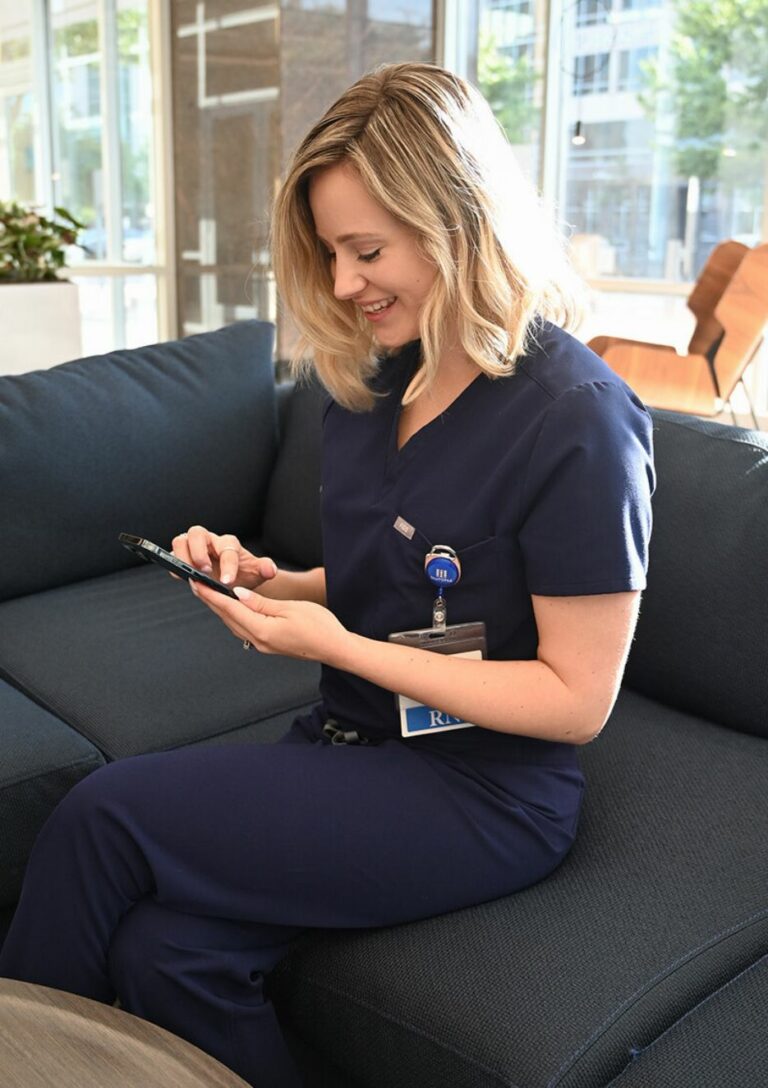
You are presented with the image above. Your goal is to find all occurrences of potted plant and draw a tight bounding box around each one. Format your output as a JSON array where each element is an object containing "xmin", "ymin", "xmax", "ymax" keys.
[{"xmin": 0, "ymin": 200, "xmax": 86, "ymax": 374}]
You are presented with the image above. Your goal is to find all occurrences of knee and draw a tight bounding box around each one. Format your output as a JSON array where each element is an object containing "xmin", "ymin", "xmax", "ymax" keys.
[
  {"xmin": 108, "ymin": 899, "xmax": 169, "ymax": 1008},
  {"xmin": 38, "ymin": 763, "xmax": 117, "ymax": 841},
  {"xmin": 67, "ymin": 758, "xmax": 139, "ymax": 822},
  {"xmin": 35, "ymin": 761, "xmax": 145, "ymax": 862}
]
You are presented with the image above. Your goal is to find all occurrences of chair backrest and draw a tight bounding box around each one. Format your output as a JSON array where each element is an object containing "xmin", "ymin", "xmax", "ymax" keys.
[
  {"xmin": 687, "ymin": 239, "xmax": 748, "ymax": 355},
  {"xmin": 711, "ymin": 244, "xmax": 768, "ymax": 401}
]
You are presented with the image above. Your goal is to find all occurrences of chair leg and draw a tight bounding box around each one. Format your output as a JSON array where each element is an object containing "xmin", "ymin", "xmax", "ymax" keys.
[{"xmin": 737, "ymin": 376, "xmax": 761, "ymax": 430}]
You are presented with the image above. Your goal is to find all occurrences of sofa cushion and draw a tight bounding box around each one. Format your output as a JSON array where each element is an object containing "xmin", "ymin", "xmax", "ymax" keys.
[
  {"xmin": 192, "ymin": 703, "xmax": 320, "ymax": 749},
  {"xmin": 271, "ymin": 687, "xmax": 768, "ymax": 1087},
  {"xmin": 0, "ymin": 561, "xmax": 321, "ymax": 760},
  {"xmin": 606, "ymin": 952, "xmax": 768, "ymax": 1088},
  {"xmin": 0, "ymin": 680, "xmax": 105, "ymax": 908},
  {"xmin": 0, "ymin": 320, "xmax": 277, "ymax": 603},
  {"xmin": 625, "ymin": 410, "xmax": 768, "ymax": 737},
  {"xmin": 260, "ymin": 376, "xmax": 325, "ymax": 570}
]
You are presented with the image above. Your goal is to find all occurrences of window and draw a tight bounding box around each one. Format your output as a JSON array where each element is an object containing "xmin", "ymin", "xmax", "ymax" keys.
[
  {"xmin": 169, "ymin": 0, "xmax": 434, "ymax": 346},
  {"xmin": 477, "ymin": 0, "xmax": 546, "ymax": 184},
  {"xmin": 468, "ymin": 0, "xmax": 768, "ymax": 420},
  {"xmin": 576, "ymin": 0, "xmax": 608, "ymax": 26},
  {"xmin": 0, "ymin": 4, "xmax": 38, "ymax": 203},
  {"xmin": 573, "ymin": 53, "xmax": 611, "ymax": 96},
  {"xmin": 617, "ymin": 46, "xmax": 656, "ymax": 93},
  {"xmin": 0, "ymin": 0, "xmax": 161, "ymax": 353},
  {"xmin": 561, "ymin": 0, "xmax": 767, "ymax": 280}
]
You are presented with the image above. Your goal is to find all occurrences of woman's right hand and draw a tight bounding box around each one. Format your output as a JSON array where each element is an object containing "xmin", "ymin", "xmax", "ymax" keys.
[{"xmin": 171, "ymin": 525, "xmax": 277, "ymax": 591}]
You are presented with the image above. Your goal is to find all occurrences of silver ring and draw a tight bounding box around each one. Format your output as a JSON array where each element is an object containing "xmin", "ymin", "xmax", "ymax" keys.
[{"xmin": 242, "ymin": 640, "xmax": 251, "ymax": 651}]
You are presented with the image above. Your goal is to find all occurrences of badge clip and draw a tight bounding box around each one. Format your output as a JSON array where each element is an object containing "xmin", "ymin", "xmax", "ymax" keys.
[{"xmin": 424, "ymin": 545, "xmax": 461, "ymax": 632}]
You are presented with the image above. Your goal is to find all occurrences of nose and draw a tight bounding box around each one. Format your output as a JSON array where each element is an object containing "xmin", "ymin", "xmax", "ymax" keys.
[{"xmin": 332, "ymin": 254, "xmax": 367, "ymax": 301}]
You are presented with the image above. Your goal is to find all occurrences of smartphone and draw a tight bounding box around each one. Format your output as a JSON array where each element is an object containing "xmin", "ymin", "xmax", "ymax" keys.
[{"xmin": 118, "ymin": 533, "xmax": 239, "ymax": 599}]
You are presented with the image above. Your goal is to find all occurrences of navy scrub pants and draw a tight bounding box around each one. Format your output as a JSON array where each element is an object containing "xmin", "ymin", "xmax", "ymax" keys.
[{"xmin": 0, "ymin": 713, "xmax": 583, "ymax": 1087}]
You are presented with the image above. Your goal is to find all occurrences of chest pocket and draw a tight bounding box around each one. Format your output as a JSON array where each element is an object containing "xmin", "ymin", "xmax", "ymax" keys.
[
  {"xmin": 453, "ymin": 535, "xmax": 513, "ymax": 628},
  {"xmin": 376, "ymin": 524, "xmax": 521, "ymax": 650}
]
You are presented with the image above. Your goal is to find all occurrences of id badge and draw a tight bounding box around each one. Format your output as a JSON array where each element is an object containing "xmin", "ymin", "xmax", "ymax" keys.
[{"xmin": 387, "ymin": 622, "xmax": 487, "ymax": 738}]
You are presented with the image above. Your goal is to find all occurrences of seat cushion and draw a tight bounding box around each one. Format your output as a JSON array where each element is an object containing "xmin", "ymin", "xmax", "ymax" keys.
[
  {"xmin": 0, "ymin": 561, "xmax": 321, "ymax": 760},
  {"xmin": 270, "ymin": 688, "xmax": 768, "ymax": 1087},
  {"xmin": 0, "ymin": 680, "xmax": 105, "ymax": 907},
  {"xmin": 607, "ymin": 952, "xmax": 768, "ymax": 1087}
]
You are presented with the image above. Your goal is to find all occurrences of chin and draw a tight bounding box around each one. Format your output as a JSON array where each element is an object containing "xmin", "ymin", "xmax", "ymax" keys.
[{"xmin": 374, "ymin": 325, "xmax": 419, "ymax": 350}]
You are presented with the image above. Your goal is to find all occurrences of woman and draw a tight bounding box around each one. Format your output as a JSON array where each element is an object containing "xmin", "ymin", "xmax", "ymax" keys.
[{"xmin": 0, "ymin": 63, "xmax": 654, "ymax": 1087}]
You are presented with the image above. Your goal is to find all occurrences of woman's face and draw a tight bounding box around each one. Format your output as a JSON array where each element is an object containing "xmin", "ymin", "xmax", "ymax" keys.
[{"xmin": 308, "ymin": 163, "xmax": 437, "ymax": 349}]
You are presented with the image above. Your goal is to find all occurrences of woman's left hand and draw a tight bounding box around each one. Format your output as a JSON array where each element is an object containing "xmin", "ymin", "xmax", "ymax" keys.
[{"xmin": 189, "ymin": 580, "xmax": 350, "ymax": 663}]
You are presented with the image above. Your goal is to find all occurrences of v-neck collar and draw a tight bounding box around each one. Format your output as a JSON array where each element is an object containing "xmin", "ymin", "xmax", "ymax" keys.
[{"xmin": 381, "ymin": 342, "xmax": 487, "ymax": 475}]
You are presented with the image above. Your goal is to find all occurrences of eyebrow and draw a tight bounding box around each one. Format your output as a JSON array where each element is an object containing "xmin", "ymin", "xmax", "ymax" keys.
[{"xmin": 317, "ymin": 232, "xmax": 383, "ymax": 246}]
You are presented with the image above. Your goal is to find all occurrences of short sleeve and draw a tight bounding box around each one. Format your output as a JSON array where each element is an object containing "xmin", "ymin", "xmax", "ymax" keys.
[{"xmin": 519, "ymin": 380, "xmax": 655, "ymax": 595}]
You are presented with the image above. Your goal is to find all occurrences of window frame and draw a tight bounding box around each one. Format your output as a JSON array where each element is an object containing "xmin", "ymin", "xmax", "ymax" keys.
[{"xmin": 5, "ymin": 0, "xmax": 175, "ymax": 347}]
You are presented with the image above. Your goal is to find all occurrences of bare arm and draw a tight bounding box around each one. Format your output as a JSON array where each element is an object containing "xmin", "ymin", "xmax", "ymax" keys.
[
  {"xmin": 191, "ymin": 584, "xmax": 641, "ymax": 745},
  {"xmin": 331, "ymin": 591, "xmax": 640, "ymax": 744}
]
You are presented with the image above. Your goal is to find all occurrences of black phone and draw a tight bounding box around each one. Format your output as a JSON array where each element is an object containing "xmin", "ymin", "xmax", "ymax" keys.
[{"xmin": 118, "ymin": 533, "xmax": 239, "ymax": 599}]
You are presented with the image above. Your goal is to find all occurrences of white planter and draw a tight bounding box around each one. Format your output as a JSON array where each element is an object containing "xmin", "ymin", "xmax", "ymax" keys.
[{"xmin": 0, "ymin": 280, "xmax": 83, "ymax": 375}]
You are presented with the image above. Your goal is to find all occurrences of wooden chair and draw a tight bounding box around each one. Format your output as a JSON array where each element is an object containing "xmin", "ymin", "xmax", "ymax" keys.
[
  {"xmin": 588, "ymin": 239, "xmax": 749, "ymax": 363},
  {"xmin": 591, "ymin": 244, "xmax": 768, "ymax": 426}
]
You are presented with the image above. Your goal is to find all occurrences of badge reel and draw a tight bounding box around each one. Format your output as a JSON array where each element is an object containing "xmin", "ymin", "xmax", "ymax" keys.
[{"xmin": 388, "ymin": 545, "xmax": 487, "ymax": 738}]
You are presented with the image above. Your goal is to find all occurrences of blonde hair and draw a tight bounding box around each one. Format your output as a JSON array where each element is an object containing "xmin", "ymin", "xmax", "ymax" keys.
[{"xmin": 271, "ymin": 62, "xmax": 582, "ymax": 411}]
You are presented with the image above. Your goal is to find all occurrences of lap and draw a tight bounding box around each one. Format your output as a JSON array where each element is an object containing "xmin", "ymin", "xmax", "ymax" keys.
[{"xmin": 64, "ymin": 719, "xmax": 580, "ymax": 929}]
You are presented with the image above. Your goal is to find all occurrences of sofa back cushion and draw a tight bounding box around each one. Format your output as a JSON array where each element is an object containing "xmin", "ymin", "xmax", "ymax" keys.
[
  {"xmin": 624, "ymin": 409, "xmax": 768, "ymax": 737},
  {"xmin": 0, "ymin": 321, "xmax": 277, "ymax": 602},
  {"xmin": 260, "ymin": 375, "xmax": 325, "ymax": 569}
]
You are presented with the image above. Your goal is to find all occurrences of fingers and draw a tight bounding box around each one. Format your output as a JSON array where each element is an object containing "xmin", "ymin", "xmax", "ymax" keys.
[
  {"xmin": 171, "ymin": 527, "xmax": 203, "ymax": 570},
  {"xmin": 218, "ymin": 583, "xmax": 284, "ymax": 617},
  {"xmin": 170, "ymin": 531, "xmax": 190, "ymax": 564},
  {"xmin": 255, "ymin": 556, "xmax": 278, "ymax": 582},
  {"xmin": 185, "ymin": 525, "xmax": 216, "ymax": 573},
  {"xmin": 171, "ymin": 525, "xmax": 277, "ymax": 591},
  {"xmin": 215, "ymin": 534, "xmax": 242, "ymax": 585},
  {"xmin": 189, "ymin": 581, "xmax": 283, "ymax": 653},
  {"xmin": 171, "ymin": 526, "xmax": 239, "ymax": 579}
]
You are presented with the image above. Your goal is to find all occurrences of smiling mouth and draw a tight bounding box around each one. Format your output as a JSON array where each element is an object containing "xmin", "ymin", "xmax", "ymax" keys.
[{"xmin": 361, "ymin": 296, "xmax": 396, "ymax": 315}]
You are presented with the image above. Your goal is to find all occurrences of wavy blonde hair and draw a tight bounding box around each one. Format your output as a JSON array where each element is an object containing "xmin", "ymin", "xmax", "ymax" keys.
[{"xmin": 271, "ymin": 62, "xmax": 582, "ymax": 411}]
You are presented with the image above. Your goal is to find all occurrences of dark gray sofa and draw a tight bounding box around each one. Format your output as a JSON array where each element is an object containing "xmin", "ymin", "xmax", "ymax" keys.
[{"xmin": 2, "ymin": 320, "xmax": 767, "ymax": 1087}]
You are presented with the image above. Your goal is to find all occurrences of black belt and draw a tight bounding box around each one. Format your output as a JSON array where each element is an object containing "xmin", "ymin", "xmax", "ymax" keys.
[{"xmin": 322, "ymin": 719, "xmax": 372, "ymax": 746}]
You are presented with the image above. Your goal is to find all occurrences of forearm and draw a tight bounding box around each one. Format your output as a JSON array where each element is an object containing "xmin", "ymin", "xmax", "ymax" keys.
[
  {"xmin": 252, "ymin": 566, "xmax": 327, "ymax": 606},
  {"xmin": 332, "ymin": 634, "xmax": 603, "ymax": 744}
]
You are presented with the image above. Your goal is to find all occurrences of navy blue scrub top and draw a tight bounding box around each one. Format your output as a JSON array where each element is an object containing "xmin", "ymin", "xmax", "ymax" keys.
[{"xmin": 318, "ymin": 321, "xmax": 655, "ymax": 759}]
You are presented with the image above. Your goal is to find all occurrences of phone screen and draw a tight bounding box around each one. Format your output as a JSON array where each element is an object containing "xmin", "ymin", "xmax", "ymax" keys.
[{"xmin": 118, "ymin": 533, "xmax": 239, "ymax": 599}]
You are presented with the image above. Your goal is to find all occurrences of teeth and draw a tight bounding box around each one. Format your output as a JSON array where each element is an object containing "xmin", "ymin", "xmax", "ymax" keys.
[{"xmin": 363, "ymin": 297, "xmax": 395, "ymax": 313}]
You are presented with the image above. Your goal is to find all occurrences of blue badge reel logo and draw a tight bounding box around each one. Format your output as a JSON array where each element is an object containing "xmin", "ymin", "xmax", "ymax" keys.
[{"xmin": 424, "ymin": 550, "xmax": 461, "ymax": 588}]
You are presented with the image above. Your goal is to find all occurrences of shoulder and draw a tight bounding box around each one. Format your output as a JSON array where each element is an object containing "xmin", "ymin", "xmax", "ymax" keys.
[
  {"xmin": 511, "ymin": 321, "xmax": 653, "ymax": 442},
  {"xmin": 517, "ymin": 321, "xmax": 635, "ymax": 402}
]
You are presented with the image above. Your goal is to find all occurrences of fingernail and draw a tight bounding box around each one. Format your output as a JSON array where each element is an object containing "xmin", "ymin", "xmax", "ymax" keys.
[
  {"xmin": 189, "ymin": 580, "xmax": 199, "ymax": 593},
  {"xmin": 201, "ymin": 564, "xmax": 213, "ymax": 574},
  {"xmin": 221, "ymin": 573, "xmax": 232, "ymax": 584},
  {"xmin": 233, "ymin": 586, "xmax": 252, "ymax": 600}
]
